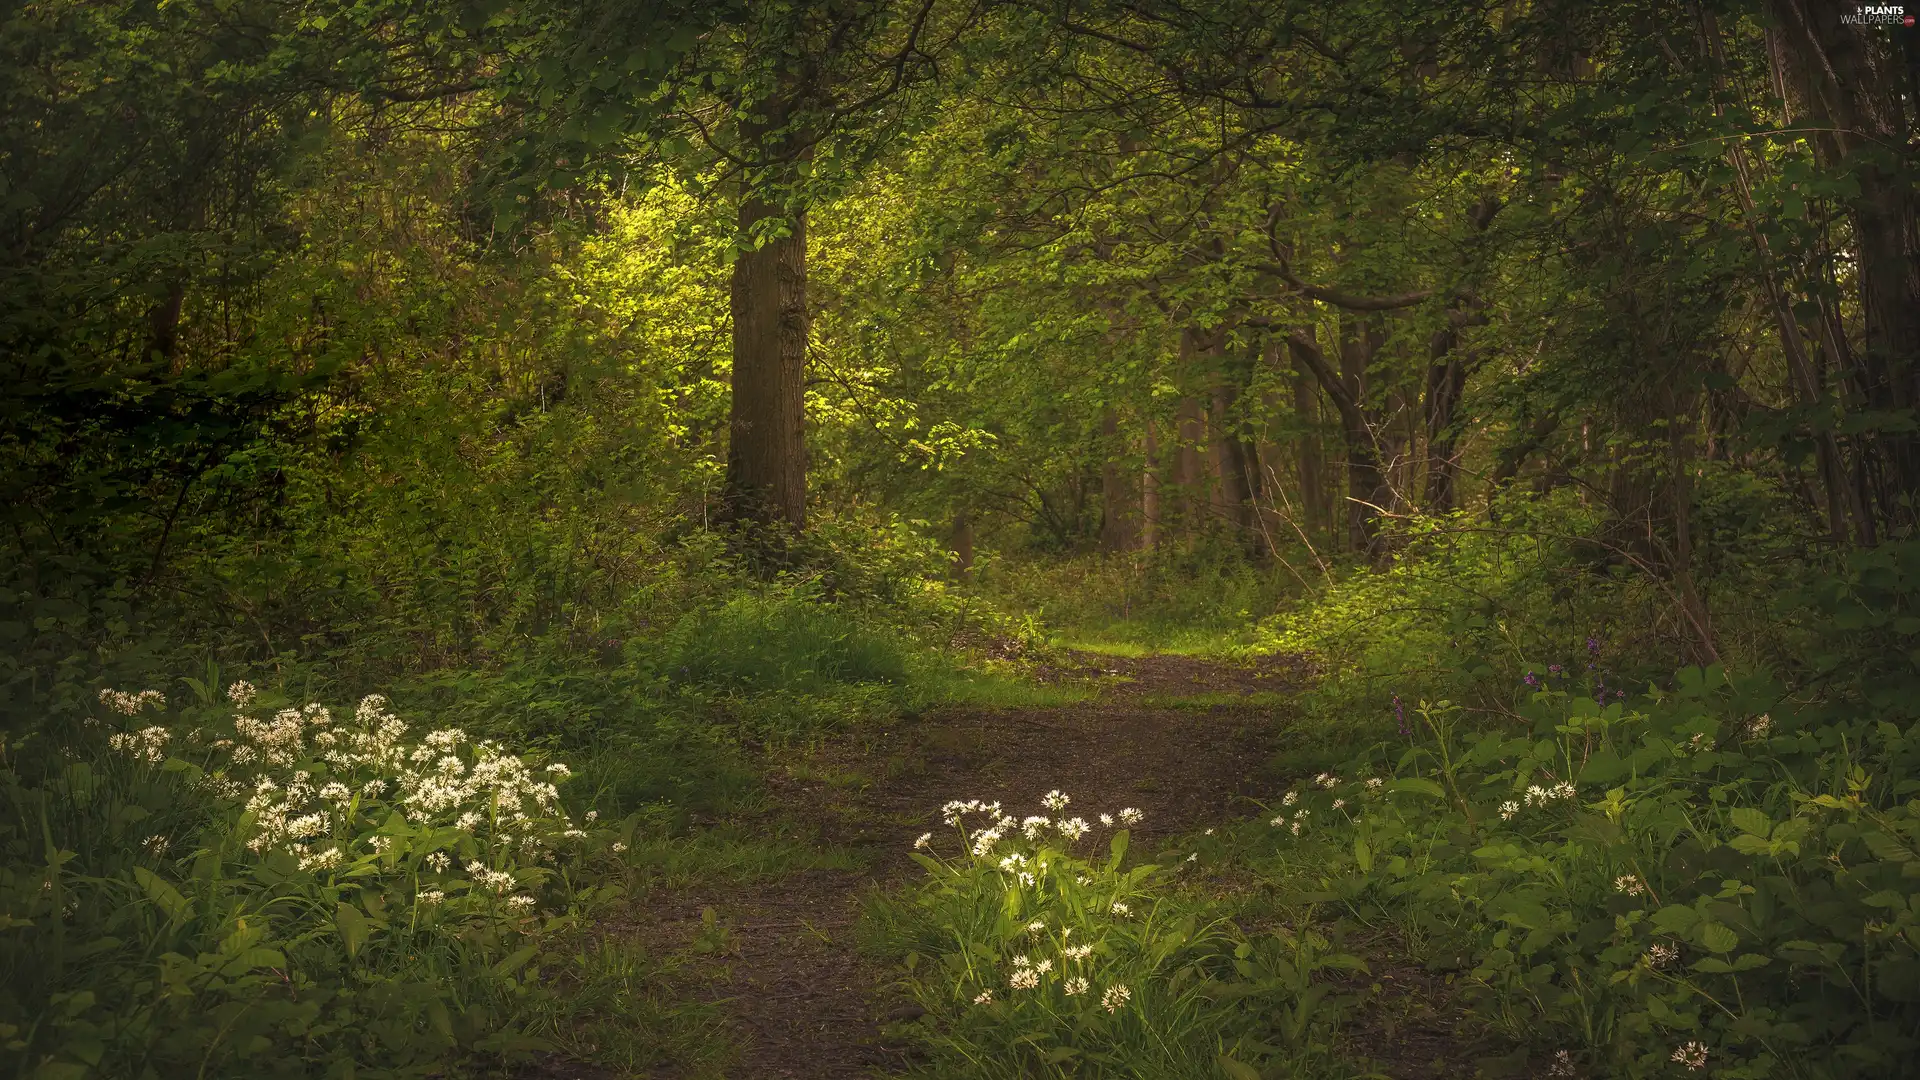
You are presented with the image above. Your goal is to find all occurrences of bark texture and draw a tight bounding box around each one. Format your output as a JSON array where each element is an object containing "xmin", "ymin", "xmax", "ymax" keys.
[{"xmin": 724, "ymin": 198, "xmax": 810, "ymax": 530}]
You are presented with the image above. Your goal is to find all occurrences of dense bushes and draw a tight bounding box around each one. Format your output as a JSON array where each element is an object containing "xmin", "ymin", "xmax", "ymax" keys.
[
  {"xmin": 1236, "ymin": 669, "xmax": 1920, "ymax": 1077},
  {"xmin": 0, "ymin": 681, "xmax": 636, "ymax": 1078}
]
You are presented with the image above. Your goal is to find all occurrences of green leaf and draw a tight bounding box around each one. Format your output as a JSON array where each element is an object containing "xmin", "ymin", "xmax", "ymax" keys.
[
  {"xmin": 492, "ymin": 945, "xmax": 539, "ymax": 978},
  {"xmin": 1218, "ymin": 1054, "xmax": 1262, "ymax": 1080},
  {"xmin": 1387, "ymin": 778, "xmax": 1447, "ymax": 799},
  {"xmin": 1729, "ymin": 807, "xmax": 1771, "ymax": 837},
  {"xmin": 134, "ymin": 867, "xmax": 191, "ymax": 921},
  {"xmin": 1699, "ymin": 921, "xmax": 1739, "ymax": 953},
  {"xmin": 335, "ymin": 902, "xmax": 367, "ymax": 958},
  {"xmin": 1108, "ymin": 829, "xmax": 1129, "ymax": 871},
  {"xmin": 1578, "ymin": 750, "xmax": 1627, "ymax": 785}
]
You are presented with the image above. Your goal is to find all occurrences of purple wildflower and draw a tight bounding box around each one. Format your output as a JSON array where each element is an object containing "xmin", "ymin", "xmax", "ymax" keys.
[
  {"xmin": 1548, "ymin": 664, "xmax": 1563, "ymax": 676},
  {"xmin": 1587, "ymin": 636, "xmax": 1601, "ymax": 656},
  {"xmin": 1393, "ymin": 694, "xmax": 1410, "ymax": 737},
  {"xmin": 1524, "ymin": 672, "xmax": 1539, "ymax": 688}
]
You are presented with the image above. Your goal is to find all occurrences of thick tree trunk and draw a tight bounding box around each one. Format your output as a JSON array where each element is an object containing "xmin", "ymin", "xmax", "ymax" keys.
[{"xmin": 724, "ymin": 197, "xmax": 809, "ymax": 530}]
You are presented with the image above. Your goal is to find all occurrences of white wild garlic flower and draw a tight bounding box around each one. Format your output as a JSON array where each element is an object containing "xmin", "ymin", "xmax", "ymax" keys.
[{"xmin": 1671, "ymin": 1042, "xmax": 1708, "ymax": 1071}]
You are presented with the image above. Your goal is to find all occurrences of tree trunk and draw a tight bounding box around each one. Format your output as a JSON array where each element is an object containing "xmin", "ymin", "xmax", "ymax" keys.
[
  {"xmin": 1772, "ymin": 0, "xmax": 1920, "ymax": 524},
  {"xmin": 1099, "ymin": 410, "xmax": 1137, "ymax": 552},
  {"xmin": 723, "ymin": 196, "xmax": 809, "ymax": 530},
  {"xmin": 1209, "ymin": 378, "xmax": 1255, "ymax": 535},
  {"xmin": 1338, "ymin": 317, "xmax": 1389, "ymax": 555},
  {"xmin": 1173, "ymin": 394, "xmax": 1208, "ymax": 531},
  {"xmin": 1423, "ymin": 325, "xmax": 1468, "ymax": 512},
  {"xmin": 1288, "ymin": 325, "xmax": 1387, "ymax": 558},
  {"xmin": 1291, "ymin": 354, "xmax": 1329, "ymax": 544}
]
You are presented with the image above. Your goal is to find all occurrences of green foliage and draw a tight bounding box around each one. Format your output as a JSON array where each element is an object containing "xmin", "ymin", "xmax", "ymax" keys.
[
  {"xmin": 871, "ymin": 797, "xmax": 1359, "ymax": 1079},
  {"xmin": 0, "ymin": 680, "xmax": 655, "ymax": 1079},
  {"xmin": 981, "ymin": 545, "xmax": 1295, "ymax": 654},
  {"xmin": 1251, "ymin": 676, "xmax": 1920, "ymax": 1078},
  {"xmin": 660, "ymin": 592, "xmax": 912, "ymax": 693}
]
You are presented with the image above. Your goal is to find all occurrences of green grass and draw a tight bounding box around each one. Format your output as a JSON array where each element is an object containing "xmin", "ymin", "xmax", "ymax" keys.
[
  {"xmin": 622, "ymin": 825, "xmax": 863, "ymax": 889},
  {"xmin": 1135, "ymin": 690, "xmax": 1292, "ymax": 710}
]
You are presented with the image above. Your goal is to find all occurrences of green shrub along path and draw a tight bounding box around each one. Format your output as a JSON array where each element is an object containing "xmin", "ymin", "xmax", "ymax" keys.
[{"xmin": 621, "ymin": 650, "xmax": 1300, "ymax": 1079}]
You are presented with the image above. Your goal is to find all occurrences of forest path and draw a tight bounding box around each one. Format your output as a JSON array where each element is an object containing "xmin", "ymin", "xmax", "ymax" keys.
[{"xmin": 631, "ymin": 650, "xmax": 1304, "ymax": 1079}]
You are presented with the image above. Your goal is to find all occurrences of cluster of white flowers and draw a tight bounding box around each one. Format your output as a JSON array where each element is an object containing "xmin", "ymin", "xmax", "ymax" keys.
[
  {"xmin": 1109, "ymin": 900, "xmax": 1130, "ymax": 917},
  {"xmin": 1315, "ymin": 773, "xmax": 1340, "ymax": 789},
  {"xmin": 1063, "ymin": 975, "xmax": 1089, "ymax": 996},
  {"xmin": 940, "ymin": 794, "xmax": 1141, "ymax": 859},
  {"xmin": 1100, "ymin": 983, "xmax": 1131, "ymax": 1012},
  {"xmin": 105, "ymin": 684, "xmax": 609, "ymax": 906},
  {"xmin": 1645, "ymin": 942, "xmax": 1679, "ymax": 967},
  {"xmin": 298, "ymin": 846, "xmax": 345, "ymax": 872},
  {"xmin": 1499, "ymin": 800, "xmax": 1520, "ymax": 820},
  {"xmin": 1524, "ymin": 781, "xmax": 1578, "ymax": 807},
  {"xmin": 942, "ymin": 799, "xmax": 1003, "ymax": 826},
  {"xmin": 1271, "ymin": 802, "xmax": 1311, "ymax": 836},
  {"xmin": 467, "ymin": 861, "xmax": 516, "ymax": 894},
  {"xmin": 1671, "ymin": 1041, "xmax": 1709, "ymax": 1070},
  {"xmin": 1547, "ymin": 1049, "xmax": 1576, "ymax": 1077},
  {"xmin": 1613, "ymin": 873, "xmax": 1647, "ymax": 897},
  {"xmin": 108, "ymin": 725, "xmax": 171, "ymax": 763},
  {"xmin": 1746, "ymin": 713, "xmax": 1772, "ymax": 739},
  {"xmin": 99, "ymin": 688, "xmax": 165, "ymax": 715}
]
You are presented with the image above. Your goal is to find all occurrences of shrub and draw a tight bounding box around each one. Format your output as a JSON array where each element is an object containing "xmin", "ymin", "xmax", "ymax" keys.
[
  {"xmin": 1, "ymin": 680, "xmax": 627, "ymax": 1079},
  {"xmin": 873, "ymin": 793, "xmax": 1362, "ymax": 1079},
  {"xmin": 1254, "ymin": 671, "xmax": 1920, "ymax": 1078},
  {"xmin": 658, "ymin": 592, "xmax": 912, "ymax": 693}
]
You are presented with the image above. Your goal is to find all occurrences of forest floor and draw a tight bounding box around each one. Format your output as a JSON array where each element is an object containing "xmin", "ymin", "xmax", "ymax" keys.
[{"xmin": 585, "ymin": 651, "xmax": 1474, "ymax": 1079}]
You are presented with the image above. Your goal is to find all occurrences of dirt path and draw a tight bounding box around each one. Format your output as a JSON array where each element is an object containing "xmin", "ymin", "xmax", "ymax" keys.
[{"xmin": 630, "ymin": 651, "xmax": 1303, "ymax": 1079}]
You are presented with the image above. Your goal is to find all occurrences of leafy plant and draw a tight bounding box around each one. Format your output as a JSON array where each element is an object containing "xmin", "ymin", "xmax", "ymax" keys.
[
  {"xmin": 1, "ymin": 679, "xmax": 632, "ymax": 1079},
  {"xmin": 873, "ymin": 794, "xmax": 1362, "ymax": 1079},
  {"xmin": 1252, "ymin": 671, "xmax": 1920, "ymax": 1078}
]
